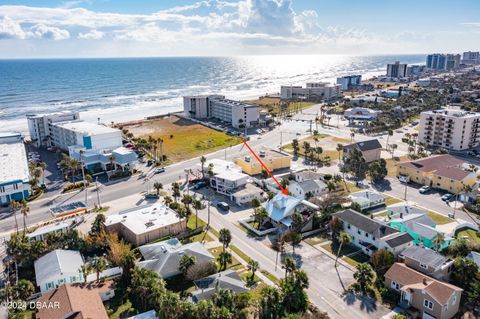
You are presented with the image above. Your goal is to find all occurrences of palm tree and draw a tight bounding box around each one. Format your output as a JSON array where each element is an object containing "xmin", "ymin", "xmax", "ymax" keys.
[
  {"xmin": 391, "ymin": 144, "xmax": 398, "ymax": 159},
  {"xmin": 327, "ymin": 181, "xmax": 336, "ymax": 192},
  {"xmin": 153, "ymin": 182, "xmax": 163, "ymax": 195},
  {"xmin": 200, "ymin": 156, "xmax": 207, "ymax": 179},
  {"xmin": 280, "ymin": 177, "xmax": 289, "ymax": 190},
  {"xmin": 79, "ymin": 264, "xmax": 91, "ymax": 283},
  {"xmin": 192, "ymin": 199, "xmax": 202, "ymax": 228},
  {"xmin": 255, "ymin": 207, "xmax": 268, "ymax": 228},
  {"xmin": 179, "ymin": 254, "xmax": 196, "ymax": 275},
  {"xmin": 218, "ymin": 251, "xmax": 232, "ymax": 270},
  {"xmin": 108, "ymin": 155, "xmax": 116, "ymax": 175},
  {"xmin": 350, "ymin": 131, "xmax": 355, "ymax": 142},
  {"xmin": 20, "ymin": 200, "xmax": 30, "ymax": 232},
  {"xmin": 353, "ymin": 263, "xmax": 375, "ymax": 294},
  {"xmin": 247, "ymin": 259, "xmax": 259, "ymax": 281},
  {"xmin": 181, "ymin": 194, "xmax": 193, "ymax": 212},
  {"xmin": 283, "ymin": 256, "xmax": 296, "ymax": 279},
  {"xmin": 92, "ymin": 256, "xmax": 108, "ymax": 282},
  {"xmin": 219, "ymin": 228, "xmax": 232, "ymax": 252},
  {"xmin": 432, "ymin": 232, "xmax": 445, "ymax": 252},
  {"xmin": 335, "ymin": 232, "xmax": 351, "ymax": 267},
  {"xmin": 163, "ymin": 195, "xmax": 173, "ymax": 206},
  {"xmin": 207, "ymin": 163, "xmax": 214, "ymax": 178},
  {"xmin": 9, "ymin": 200, "xmax": 20, "ymax": 233},
  {"xmin": 171, "ymin": 182, "xmax": 181, "ymax": 202},
  {"xmin": 39, "ymin": 162, "xmax": 47, "ymax": 185}
]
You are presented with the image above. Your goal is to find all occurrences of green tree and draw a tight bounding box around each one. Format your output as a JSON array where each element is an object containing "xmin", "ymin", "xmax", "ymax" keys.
[
  {"xmin": 179, "ymin": 254, "xmax": 196, "ymax": 276},
  {"xmin": 353, "ymin": 263, "xmax": 375, "ymax": 294},
  {"xmin": 281, "ymin": 269, "xmax": 309, "ymax": 313},
  {"xmin": 218, "ymin": 251, "xmax": 232, "ymax": 270},
  {"xmin": 371, "ymin": 249, "xmax": 394, "ymax": 274},
  {"xmin": 200, "ymin": 156, "xmax": 207, "ymax": 179},
  {"xmin": 172, "ymin": 182, "xmax": 181, "ymax": 202},
  {"xmin": 283, "ymin": 256, "xmax": 297, "ymax": 279},
  {"xmin": 335, "ymin": 232, "xmax": 351, "ymax": 267},
  {"xmin": 20, "ymin": 199, "xmax": 30, "ymax": 232},
  {"xmin": 292, "ymin": 139, "xmax": 300, "ymax": 157},
  {"xmin": 368, "ymin": 159, "xmax": 388, "ymax": 183},
  {"xmin": 9, "ymin": 200, "xmax": 20, "ymax": 233},
  {"xmin": 90, "ymin": 213, "xmax": 106, "ymax": 236},
  {"xmin": 79, "ymin": 264, "xmax": 91, "ymax": 283},
  {"xmin": 467, "ymin": 280, "xmax": 480, "ymax": 309},
  {"xmin": 328, "ymin": 217, "xmax": 342, "ymax": 240},
  {"xmin": 131, "ymin": 268, "xmax": 166, "ymax": 313},
  {"xmin": 258, "ymin": 286, "xmax": 285, "ymax": 319},
  {"xmin": 247, "ymin": 259, "xmax": 259, "ymax": 282},
  {"xmin": 451, "ymin": 257, "xmax": 479, "ymax": 289},
  {"xmin": 219, "ymin": 228, "xmax": 232, "ymax": 252},
  {"xmin": 192, "ymin": 199, "xmax": 202, "ymax": 228},
  {"xmin": 432, "ymin": 232, "xmax": 445, "ymax": 252},
  {"xmin": 343, "ymin": 148, "xmax": 367, "ymax": 180},
  {"xmin": 255, "ymin": 207, "xmax": 268, "ymax": 228},
  {"xmin": 91, "ymin": 256, "xmax": 108, "ymax": 282},
  {"xmin": 386, "ymin": 129, "xmax": 393, "ymax": 147},
  {"xmin": 13, "ymin": 279, "xmax": 35, "ymax": 301},
  {"xmin": 153, "ymin": 182, "xmax": 163, "ymax": 195}
]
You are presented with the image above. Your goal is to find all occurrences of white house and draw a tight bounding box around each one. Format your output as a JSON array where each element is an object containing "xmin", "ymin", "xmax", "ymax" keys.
[
  {"xmin": 334, "ymin": 209, "xmax": 413, "ymax": 257},
  {"xmin": 349, "ymin": 190, "xmax": 385, "ymax": 210},
  {"xmin": 289, "ymin": 179, "xmax": 327, "ymax": 200},
  {"xmin": 263, "ymin": 192, "xmax": 318, "ymax": 229}
]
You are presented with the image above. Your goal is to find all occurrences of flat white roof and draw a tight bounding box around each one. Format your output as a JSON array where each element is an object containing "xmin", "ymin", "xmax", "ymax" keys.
[
  {"xmin": 215, "ymin": 170, "xmax": 248, "ymax": 182},
  {"xmin": 27, "ymin": 222, "xmax": 71, "ymax": 238},
  {"xmin": 54, "ymin": 121, "xmax": 119, "ymax": 136},
  {"xmin": 201, "ymin": 159, "xmax": 242, "ymax": 175},
  {"xmin": 105, "ymin": 203, "xmax": 181, "ymax": 235},
  {"xmin": 0, "ymin": 140, "xmax": 30, "ymax": 183}
]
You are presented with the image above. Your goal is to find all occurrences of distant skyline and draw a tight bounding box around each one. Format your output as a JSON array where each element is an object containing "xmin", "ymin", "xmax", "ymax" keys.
[{"xmin": 0, "ymin": 0, "xmax": 479, "ymax": 58}]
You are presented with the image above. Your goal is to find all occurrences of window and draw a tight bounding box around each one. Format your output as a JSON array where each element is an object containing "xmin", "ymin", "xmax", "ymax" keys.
[
  {"xmin": 420, "ymin": 263, "xmax": 427, "ymax": 269},
  {"xmin": 357, "ymin": 230, "xmax": 361, "ymax": 235},
  {"xmin": 347, "ymin": 224, "xmax": 350, "ymax": 229},
  {"xmin": 424, "ymin": 299, "xmax": 433, "ymax": 310},
  {"xmin": 13, "ymin": 184, "xmax": 18, "ymax": 190},
  {"xmin": 365, "ymin": 233, "xmax": 369, "ymax": 238},
  {"xmin": 451, "ymin": 295, "xmax": 457, "ymax": 305},
  {"xmin": 443, "ymin": 305, "xmax": 448, "ymax": 312},
  {"xmin": 391, "ymin": 281, "xmax": 400, "ymax": 290},
  {"xmin": 0, "ymin": 186, "xmax": 4, "ymax": 192}
]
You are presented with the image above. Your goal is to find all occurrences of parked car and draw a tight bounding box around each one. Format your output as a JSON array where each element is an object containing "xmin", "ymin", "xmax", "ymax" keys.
[
  {"xmin": 419, "ymin": 186, "xmax": 431, "ymax": 194},
  {"xmin": 441, "ymin": 193, "xmax": 453, "ymax": 201},
  {"xmin": 145, "ymin": 193, "xmax": 159, "ymax": 199},
  {"xmin": 147, "ymin": 159, "xmax": 155, "ymax": 166},
  {"xmin": 216, "ymin": 202, "xmax": 230, "ymax": 211},
  {"xmin": 154, "ymin": 167, "xmax": 165, "ymax": 174},
  {"xmin": 191, "ymin": 181, "xmax": 207, "ymax": 190}
]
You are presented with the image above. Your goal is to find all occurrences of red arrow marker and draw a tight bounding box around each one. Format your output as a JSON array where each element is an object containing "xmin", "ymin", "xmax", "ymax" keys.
[{"xmin": 239, "ymin": 137, "xmax": 289, "ymax": 195}]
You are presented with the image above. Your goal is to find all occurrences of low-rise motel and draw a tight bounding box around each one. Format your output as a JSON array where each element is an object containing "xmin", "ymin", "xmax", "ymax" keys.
[
  {"xmin": 0, "ymin": 132, "xmax": 30, "ymax": 205},
  {"xmin": 397, "ymin": 154, "xmax": 478, "ymax": 197},
  {"xmin": 234, "ymin": 148, "xmax": 291, "ymax": 175}
]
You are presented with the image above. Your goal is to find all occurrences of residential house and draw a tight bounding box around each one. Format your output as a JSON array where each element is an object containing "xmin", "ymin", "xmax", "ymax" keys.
[
  {"xmin": 34, "ymin": 249, "xmax": 85, "ymax": 294},
  {"xmin": 27, "ymin": 221, "xmax": 71, "ymax": 241},
  {"xmin": 289, "ymin": 179, "xmax": 327, "ymax": 200},
  {"xmin": 386, "ymin": 203, "xmax": 453, "ymax": 251},
  {"xmin": 399, "ymin": 246, "xmax": 454, "ymax": 281},
  {"xmin": 137, "ymin": 238, "xmax": 214, "ymax": 279},
  {"xmin": 190, "ymin": 270, "xmax": 249, "ymax": 303},
  {"xmin": 293, "ymin": 170, "xmax": 323, "ymax": 182},
  {"xmin": 105, "ymin": 203, "xmax": 186, "ymax": 246},
  {"xmin": 385, "ymin": 263, "xmax": 462, "ymax": 319},
  {"xmin": 263, "ymin": 192, "xmax": 318, "ymax": 231},
  {"xmin": 343, "ymin": 107, "xmax": 381, "ymax": 121},
  {"xmin": 234, "ymin": 148, "xmax": 291, "ymax": 176},
  {"xmin": 397, "ymin": 155, "xmax": 478, "ymax": 198},
  {"xmin": 349, "ymin": 190, "xmax": 385, "ymax": 211},
  {"xmin": 467, "ymin": 251, "xmax": 480, "ymax": 269},
  {"xmin": 36, "ymin": 281, "xmax": 115, "ymax": 319},
  {"xmin": 334, "ymin": 209, "xmax": 413, "ymax": 256},
  {"xmin": 343, "ymin": 139, "xmax": 382, "ymax": 163}
]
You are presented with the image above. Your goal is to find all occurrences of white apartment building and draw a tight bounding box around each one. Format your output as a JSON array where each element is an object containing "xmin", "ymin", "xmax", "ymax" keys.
[
  {"xmin": 462, "ymin": 51, "xmax": 480, "ymax": 65},
  {"xmin": 386, "ymin": 62, "xmax": 408, "ymax": 78},
  {"xmin": 183, "ymin": 95, "xmax": 260, "ymax": 128},
  {"xmin": 0, "ymin": 132, "xmax": 30, "ymax": 205},
  {"xmin": 336, "ymin": 75, "xmax": 362, "ymax": 90},
  {"xmin": 27, "ymin": 111, "xmax": 80, "ymax": 147},
  {"xmin": 419, "ymin": 108, "xmax": 480, "ymax": 150},
  {"xmin": 280, "ymin": 82, "xmax": 342, "ymax": 101}
]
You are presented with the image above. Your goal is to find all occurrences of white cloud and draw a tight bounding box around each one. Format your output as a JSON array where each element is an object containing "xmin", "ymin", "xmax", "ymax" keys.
[
  {"xmin": 30, "ymin": 24, "xmax": 70, "ymax": 40},
  {"xmin": 78, "ymin": 29, "xmax": 104, "ymax": 39},
  {"xmin": 0, "ymin": 16, "xmax": 27, "ymax": 39}
]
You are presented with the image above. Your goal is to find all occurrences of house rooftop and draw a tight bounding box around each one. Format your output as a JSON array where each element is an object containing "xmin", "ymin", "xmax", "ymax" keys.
[
  {"xmin": 27, "ymin": 221, "xmax": 71, "ymax": 239},
  {"xmin": 399, "ymin": 154, "xmax": 467, "ymax": 177},
  {"xmin": 294, "ymin": 170, "xmax": 323, "ymax": 180},
  {"xmin": 0, "ymin": 136, "xmax": 30, "ymax": 183},
  {"xmin": 334, "ymin": 209, "xmax": 397, "ymax": 239},
  {"xmin": 191, "ymin": 270, "xmax": 248, "ymax": 303},
  {"xmin": 343, "ymin": 139, "xmax": 382, "ymax": 152},
  {"xmin": 54, "ymin": 121, "xmax": 119, "ymax": 136},
  {"xmin": 34, "ymin": 250, "xmax": 84, "ymax": 288},
  {"xmin": 384, "ymin": 233, "xmax": 413, "ymax": 248},
  {"xmin": 105, "ymin": 203, "xmax": 181, "ymax": 235},
  {"xmin": 400, "ymin": 246, "xmax": 451, "ymax": 269},
  {"xmin": 298, "ymin": 179, "xmax": 327, "ymax": 194},
  {"xmin": 35, "ymin": 281, "xmax": 113, "ymax": 319},
  {"xmin": 385, "ymin": 263, "xmax": 462, "ymax": 306}
]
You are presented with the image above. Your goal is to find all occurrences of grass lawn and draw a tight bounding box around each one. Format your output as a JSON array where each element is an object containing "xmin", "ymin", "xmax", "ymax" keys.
[
  {"xmin": 332, "ymin": 136, "xmax": 352, "ymax": 144},
  {"xmin": 107, "ymin": 299, "xmax": 137, "ymax": 319},
  {"xmin": 260, "ymin": 270, "xmax": 280, "ymax": 285},
  {"xmin": 342, "ymin": 252, "xmax": 370, "ymax": 267},
  {"xmin": 304, "ymin": 233, "xmax": 329, "ymax": 246},
  {"xmin": 457, "ymin": 229, "xmax": 480, "ymax": 245},
  {"xmin": 384, "ymin": 195, "xmax": 402, "ymax": 206},
  {"xmin": 181, "ymin": 231, "xmax": 214, "ymax": 244},
  {"xmin": 124, "ymin": 116, "xmax": 241, "ymax": 163},
  {"xmin": 320, "ymin": 241, "xmax": 360, "ymax": 257},
  {"xmin": 208, "ymin": 247, "xmax": 242, "ymax": 270},
  {"xmin": 427, "ymin": 211, "xmax": 453, "ymax": 225},
  {"xmin": 246, "ymin": 98, "xmax": 315, "ymax": 116},
  {"xmin": 281, "ymin": 134, "xmax": 340, "ymax": 161},
  {"xmin": 187, "ymin": 214, "xmax": 206, "ymax": 230},
  {"xmin": 249, "ymin": 283, "xmax": 269, "ymax": 300},
  {"xmin": 373, "ymin": 211, "xmax": 388, "ymax": 218},
  {"xmin": 344, "ymin": 181, "xmax": 363, "ymax": 193},
  {"xmin": 230, "ymin": 244, "xmax": 251, "ymax": 263}
]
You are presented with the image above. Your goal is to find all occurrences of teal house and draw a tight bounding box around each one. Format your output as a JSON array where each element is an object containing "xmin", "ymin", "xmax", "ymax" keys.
[{"xmin": 386, "ymin": 203, "xmax": 453, "ymax": 251}]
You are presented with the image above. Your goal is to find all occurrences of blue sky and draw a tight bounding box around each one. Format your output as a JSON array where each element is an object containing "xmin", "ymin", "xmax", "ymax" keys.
[{"xmin": 0, "ymin": 0, "xmax": 479, "ymax": 58}]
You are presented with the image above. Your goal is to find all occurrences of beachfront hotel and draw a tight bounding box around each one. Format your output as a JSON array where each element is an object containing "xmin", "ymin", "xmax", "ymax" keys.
[
  {"xmin": 336, "ymin": 75, "xmax": 362, "ymax": 91},
  {"xmin": 386, "ymin": 61, "xmax": 407, "ymax": 79},
  {"xmin": 27, "ymin": 112, "xmax": 137, "ymax": 173},
  {"xmin": 418, "ymin": 108, "xmax": 480, "ymax": 150},
  {"xmin": 426, "ymin": 53, "xmax": 461, "ymax": 71},
  {"xmin": 0, "ymin": 132, "xmax": 30, "ymax": 205},
  {"xmin": 280, "ymin": 82, "xmax": 341, "ymax": 101},
  {"xmin": 183, "ymin": 95, "xmax": 260, "ymax": 128}
]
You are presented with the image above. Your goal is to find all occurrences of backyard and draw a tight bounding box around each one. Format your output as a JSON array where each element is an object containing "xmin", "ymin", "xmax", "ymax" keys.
[{"xmin": 320, "ymin": 241, "xmax": 370, "ymax": 267}]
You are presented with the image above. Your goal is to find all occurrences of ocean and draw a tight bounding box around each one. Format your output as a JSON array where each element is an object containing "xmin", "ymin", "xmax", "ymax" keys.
[{"xmin": 0, "ymin": 55, "xmax": 425, "ymax": 132}]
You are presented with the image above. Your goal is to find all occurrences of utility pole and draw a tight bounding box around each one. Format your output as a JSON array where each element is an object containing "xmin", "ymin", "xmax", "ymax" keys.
[
  {"xmin": 95, "ymin": 177, "xmax": 101, "ymax": 208},
  {"xmin": 207, "ymin": 201, "xmax": 211, "ymax": 226},
  {"xmin": 404, "ymin": 183, "xmax": 408, "ymax": 201},
  {"xmin": 80, "ymin": 150, "xmax": 87, "ymax": 206}
]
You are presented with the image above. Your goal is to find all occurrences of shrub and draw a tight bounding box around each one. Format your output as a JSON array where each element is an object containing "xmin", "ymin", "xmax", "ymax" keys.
[
  {"xmin": 186, "ymin": 261, "xmax": 217, "ymax": 281},
  {"xmin": 323, "ymin": 174, "xmax": 332, "ymax": 181}
]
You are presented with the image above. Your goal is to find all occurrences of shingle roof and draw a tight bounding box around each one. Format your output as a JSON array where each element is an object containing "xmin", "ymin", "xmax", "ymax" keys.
[
  {"xmin": 399, "ymin": 154, "xmax": 473, "ymax": 181},
  {"xmin": 400, "ymin": 246, "xmax": 451, "ymax": 269},
  {"xmin": 191, "ymin": 270, "xmax": 248, "ymax": 303},
  {"xmin": 385, "ymin": 263, "xmax": 462, "ymax": 306},
  {"xmin": 299, "ymin": 180, "xmax": 326, "ymax": 193},
  {"xmin": 36, "ymin": 281, "xmax": 113, "ymax": 319},
  {"xmin": 343, "ymin": 139, "xmax": 382, "ymax": 152},
  {"xmin": 384, "ymin": 233, "xmax": 413, "ymax": 248},
  {"xmin": 295, "ymin": 170, "xmax": 323, "ymax": 180},
  {"xmin": 334, "ymin": 209, "xmax": 398, "ymax": 238},
  {"xmin": 137, "ymin": 238, "xmax": 214, "ymax": 278},
  {"xmin": 34, "ymin": 250, "xmax": 84, "ymax": 287}
]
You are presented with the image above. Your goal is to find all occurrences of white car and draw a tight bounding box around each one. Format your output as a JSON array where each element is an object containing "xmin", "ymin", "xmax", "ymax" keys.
[{"xmin": 419, "ymin": 186, "xmax": 431, "ymax": 194}]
